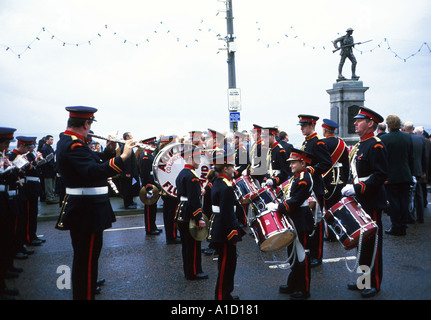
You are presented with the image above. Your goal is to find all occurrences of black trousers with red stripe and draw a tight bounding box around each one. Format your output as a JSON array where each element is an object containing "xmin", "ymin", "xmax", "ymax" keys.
[
  {"xmin": 359, "ymin": 209, "xmax": 383, "ymax": 290},
  {"xmin": 213, "ymin": 242, "xmax": 237, "ymax": 300},
  {"xmin": 286, "ymin": 231, "xmax": 311, "ymax": 294},
  {"xmin": 144, "ymin": 203, "xmax": 158, "ymax": 233},
  {"xmin": 162, "ymin": 195, "xmax": 179, "ymax": 242},
  {"xmin": 309, "ymin": 195, "xmax": 324, "ymax": 261},
  {"xmin": 70, "ymin": 229, "xmax": 103, "ymax": 300},
  {"xmin": 177, "ymin": 221, "xmax": 203, "ymax": 279}
]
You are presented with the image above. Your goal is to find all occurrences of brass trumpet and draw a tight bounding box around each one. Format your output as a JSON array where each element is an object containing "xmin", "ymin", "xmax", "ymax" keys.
[{"xmin": 88, "ymin": 133, "xmax": 154, "ymax": 150}]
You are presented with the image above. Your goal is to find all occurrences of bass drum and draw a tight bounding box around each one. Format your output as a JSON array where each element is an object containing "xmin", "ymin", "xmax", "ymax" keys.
[{"xmin": 152, "ymin": 142, "xmax": 210, "ymax": 197}]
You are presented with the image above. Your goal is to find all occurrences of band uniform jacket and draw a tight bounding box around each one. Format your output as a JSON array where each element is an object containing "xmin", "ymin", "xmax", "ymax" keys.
[
  {"xmin": 321, "ymin": 135, "xmax": 349, "ymax": 206},
  {"xmin": 175, "ymin": 164, "xmax": 203, "ymax": 223},
  {"xmin": 139, "ymin": 150, "xmax": 155, "ymax": 187},
  {"xmin": 301, "ymin": 132, "xmax": 332, "ymax": 197},
  {"xmin": 56, "ymin": 130, "xmax": 125, "ymax": 232},
  {"xmin": 349, "ymin": 133, "xmax": 388, "ymax": 212},
  {"xmin": 23, "ymin": 151, "xmax": 43, "ymax": 199},
  {"xmin": 209, "ymin": 174, "xmax": 242, "ymax": 244},
  {"xmin": 7, "ymin": 150, "xmax": 28, "ymax": 202},
  {"xmin": 248, "ymin": 139, "xmax": 269, "ymax": 181},
  {"xmin": 277, "ymin": 170, "xmax": 314, "ymax": 233},
  {"xmin": 40, "ymin": 143, "xmax": 56, "ymax": 179},
  {"xmin": 267, "ymin": 141, "xmax": 290, "ymax": 186},
  {"xmin": 234, "ymin": 143, "xmax": 249, "ymax": 179}
]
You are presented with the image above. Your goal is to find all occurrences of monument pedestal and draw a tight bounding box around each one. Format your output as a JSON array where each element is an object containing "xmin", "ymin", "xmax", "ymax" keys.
[{"xmin": 326, "ymin": 80, "xmax": 369, "ymax": 144}]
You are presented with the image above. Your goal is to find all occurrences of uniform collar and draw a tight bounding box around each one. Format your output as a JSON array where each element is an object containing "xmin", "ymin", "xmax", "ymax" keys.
[
  {"xmin": 64, "ymin": 130, "xmax": 85, "ymax": 141},
  {"xmin": 361, "ymin": 132, "xmax": 375, "ymax": 141},
  {"xmin": 184, "ymin": 164, "xmax": 195, "ymax": 170},
  {"xmin": 305, "ymin": 132, "xmax": 317, "ymax": 141},
  {"xmin": 294, "ymin": 168, "xmax": 308, "ymax": 179},
  {"xmin": 218, "ymin": 173, "xmax": 231, "ymax": 181},
  {"xmin": 271, "ymin": 141, "xmax": 279, "ymax": 150}
]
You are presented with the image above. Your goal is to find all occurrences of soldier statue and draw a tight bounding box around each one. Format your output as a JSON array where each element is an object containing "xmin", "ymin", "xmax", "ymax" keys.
[{"xmin": 333, "ymin": 28, "xmax": 359, "ymax": 81}]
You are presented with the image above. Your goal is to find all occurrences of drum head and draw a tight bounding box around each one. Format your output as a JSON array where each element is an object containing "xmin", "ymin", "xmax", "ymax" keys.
[{"xmin": 152, "ymin": 143, "xmax": 210, "ymax": 197}]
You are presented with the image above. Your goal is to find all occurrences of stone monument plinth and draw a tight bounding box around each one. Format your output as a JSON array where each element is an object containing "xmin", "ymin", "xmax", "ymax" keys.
[{"xmin": 326, "ymin": 80, "xmax": 369, "ymax": 144}]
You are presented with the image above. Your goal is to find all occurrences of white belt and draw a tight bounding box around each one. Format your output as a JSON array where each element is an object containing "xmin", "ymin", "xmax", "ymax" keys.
[
  {"xmin": 26, "ymin": 176, "xmax": 40, "ymax": 182},
  {"xmin": 8, "ymin": 190, "xmax": 17, "ymax": 196},
  {"xmin": 212, "ymin": 205, "xmax": 220, "ymax": 213},
  {"xmin": 358, "ymin": 175, "xmax": 371, "ymax": 182},
  {"xmin": 180, "ymin": 196, "xmax": 188, "ymax": 202},
  {"xmin": 66, "ymin": 186, "xmax": 108, "ymax": 195}
]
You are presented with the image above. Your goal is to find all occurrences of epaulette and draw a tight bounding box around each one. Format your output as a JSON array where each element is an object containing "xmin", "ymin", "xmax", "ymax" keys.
[
  {"xmin": 222, "ymin": 178, "xmax": 232, "ymax": 187},
  {"xmin": 191, "ymin": 169, "xmax": 199, "ymax": 179},
  {"xmin": 373, "ymin": 136, "xmax": 382, "ymax": 142}
]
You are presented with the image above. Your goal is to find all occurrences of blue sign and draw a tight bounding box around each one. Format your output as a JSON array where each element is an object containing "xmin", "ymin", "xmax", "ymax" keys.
[{"xmin": 230, "ymin": 112, "xmax": 240, "ymax": 122}]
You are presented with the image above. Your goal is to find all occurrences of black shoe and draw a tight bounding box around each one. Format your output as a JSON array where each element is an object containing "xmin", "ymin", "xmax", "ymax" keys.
[
  {"xmin": 347, "ymin": 282, "xmax": 361, "ymax": 291},
  {"xmin": 4, "ymin": 288, "xmax": 19, "ymax": 296},
  {"xmin": 5, "ymin": 270, "xmax": 20, "ymax": 279},
  {"xmin": 385, "ymin": 228, "xmax": 406, "ymax": 236},
  {"xmin": 187, "ymin": 273, "xmax": 208, "ymax": 280},
  {"xmin": 310, "ymin": 258, "xmax": 322, "ymax": 268},
  {"xmin": 28, "ymin": 239, "xmax": 43, "ymax": 246},
  {"xmin": 97, "ymin": 278, "xmax": 105, "ymax": 286},
  {"xmin": 95, "ymin": 286, "xmax": 101, "ymax": 294},
  {"xmin": 361, "ymin": 287, "xmax": 379, "ymax": 298},
  {"xmin": 279, "ymin": 285, "xmax": 294, "ymax": 294},
  {"xmin": 290, "ymin": 291, "xmax": 310, "ymax": 300},
  {"xmin": 14, "ymin": 252, "xmax": 28, "ymax": 260},
  {"xmin": 167, "ymin": 239, "xmax": 181, "ymax": 245},
  {"xmin": 146, "ymin": 230, "xmax": 161, "ymax": 235},
  {"xmin": 9, "ymin": 265, "xmax": 23, "ymax": 273},
  {"xmin": 203, "ymin": 248, "xmax": 216, "ymax": 256},
  {"xmin": 21, "ymin": 245, "xmax": 34, "ymax": 255}
]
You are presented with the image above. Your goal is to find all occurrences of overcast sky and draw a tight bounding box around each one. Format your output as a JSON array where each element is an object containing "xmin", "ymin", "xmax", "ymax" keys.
[{"xmin": 1, "ymin": 0, "xmax": 430, "ymax": 147}]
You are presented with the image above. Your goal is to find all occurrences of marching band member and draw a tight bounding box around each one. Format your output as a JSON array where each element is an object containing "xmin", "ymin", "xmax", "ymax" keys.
[
  {"xmin": 263, "ymin": 127, "xmax": 290, "ymax": 187},
  {"xmin": 321, "ymin": 119, "xmax": 350, "ymax": 241},
  {"xmin": 321, "ymin": 119, "xmax": 350, "ymax": 209},
  {"xmin": 209, "ymin": 149, "xmax": 243, "ymax": 300},
  {"xmin": 159, "ymin": 135, "xmax": 181, "ymax": 245},
  {"xmin": 175, "ymin": 144, "xmax": 208, "ymax": 280},
  {"xmin": 233, "ymin": 131, "xmax": 250, "ymax": 226},
  {"xmin": 298, "ymin": 114, "xmax": 332, "ymax": 268},
  {"xmin": 18, "ymin": 137, "xmax": 45, "ymax": 247},
  {"xmin": 248, "ymin": 124, "xmax": 269, "ymax": 186},
  {"xmin": 7, "ymin": 136, "xmax": 36, "ymax": 258},
  {"xmin": 0, "ymin": 127, "xmax": 21, "ymax": 299},
  {"xmin": 342, "ymin": 106, "xmax": 388, "ymax": 298},
  {"xmin": 276, "ymin": 148, "xmax": 314, "ymax": 300},
  {"xmin": 56, "ymin": 106, "xmax": 136, "ymax": 300},
  {"xmin": 139, "ymin": 137, "xmax": 161, "ymax": 235}
]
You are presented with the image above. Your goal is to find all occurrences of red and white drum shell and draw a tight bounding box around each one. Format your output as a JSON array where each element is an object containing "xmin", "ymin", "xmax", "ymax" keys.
[
  {"xmin": 233, "ymin": 175, "xmax": 258, "ymax": 205},
  {"xmin": 325, "ymin": 196, "xmax": 378, "ymax": 250},
  {"xmin": 250, "ymin": 210, "xmax": 295, "ymax": 252},
  {"xmin": 250, "ymin": 186, "xmax": 278, "ymax": 214}
]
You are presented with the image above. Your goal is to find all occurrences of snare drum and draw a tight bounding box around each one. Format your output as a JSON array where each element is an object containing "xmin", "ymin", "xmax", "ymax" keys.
[
  {"xmin": 325, "ymin": 196, "xmax": 377, "ymax": 250},
  {"xmin": 233, "ymin": 175, "xmax": 258, "ymax": 204},
  {"xmin": 250, "ymin": 186, "xmax": 278, "ymax": 214},
  {"xmin": 250, "ymin": 210, "xmax": 295, "ymax": 252}
]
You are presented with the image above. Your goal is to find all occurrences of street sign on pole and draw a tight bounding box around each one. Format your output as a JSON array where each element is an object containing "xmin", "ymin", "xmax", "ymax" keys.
[
  {"xmin": 229, "ymin": 112, "xmax": 240, "ymax": 122},
  {"xmin": 228, "ymin": 88, "xmax": 241, "ymax": 112}
]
